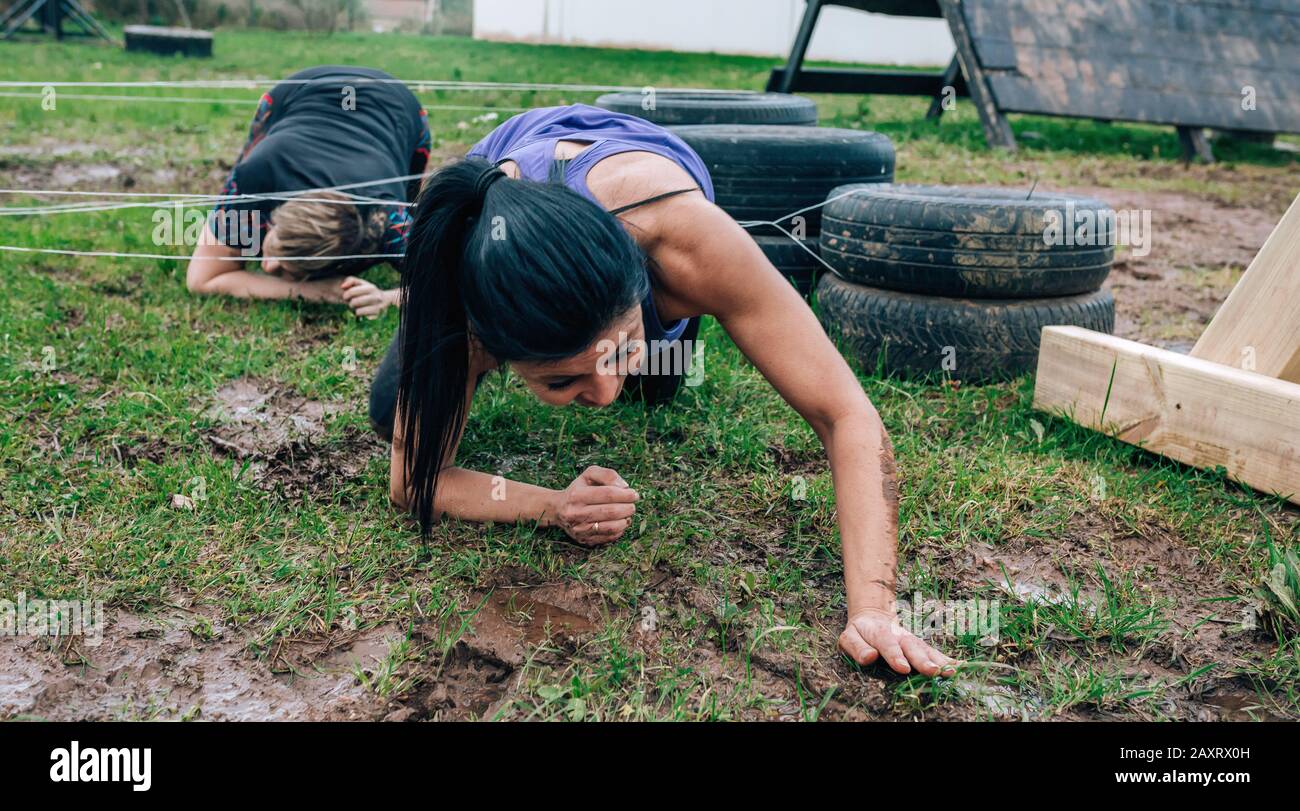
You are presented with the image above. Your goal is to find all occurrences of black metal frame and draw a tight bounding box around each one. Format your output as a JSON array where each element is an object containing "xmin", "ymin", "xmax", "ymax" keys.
[
  {"xmin": 1, "ymin": 0, "xmax": 115, "ymax": 42},
  {"xmin": 766, "ymin": 0, "xmax": 966, "ymax": 120}
]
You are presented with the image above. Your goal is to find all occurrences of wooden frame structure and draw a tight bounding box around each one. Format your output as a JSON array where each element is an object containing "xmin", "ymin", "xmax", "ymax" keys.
[
  {"xmin": 767, "ymin": 0, "xmax": 968, "ymax": 122},
  {"xmin": 0, "ymin": 0, "xmax": 113, "ymax": 42},
  {"xmin": 771, "ymin": 0, "xmax": 1300, "ymax": 162},
  {"xmin": 1033, "ymin": 194, "xmax": 1300, "ymax": 505}
]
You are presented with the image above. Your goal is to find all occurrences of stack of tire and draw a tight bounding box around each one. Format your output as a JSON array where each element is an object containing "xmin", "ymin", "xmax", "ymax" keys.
[
  {"xmin": 816, "ymin": 185, "xmax": 1117, "ymax": 381},
  {"xmin": 595, "ymin": 91, "xmax": 1117, "ymax": 382},
  {"xmin": 596, "ymin": 90, "xmax": 894, "ymax": 297}
]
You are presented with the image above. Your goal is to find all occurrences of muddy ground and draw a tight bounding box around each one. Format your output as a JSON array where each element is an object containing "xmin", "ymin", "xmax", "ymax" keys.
[
  {"xmin": 1082, "ymin": 186, "xmax": 1282, "ymax": 352},
  {"xmin": 2, "ymin": 143, "xmax": 1296, "ymax": 721},
  {"xmin": 0, "ymin": 582, "xmax": 603, "ymax": 722},
  {"xmin": 4, "ymin": 507, "xmax": 1286, "ymax": 721},
  {"xmin": 3, "ymin": 372, "xmax": 1287, "ymax": 721}
]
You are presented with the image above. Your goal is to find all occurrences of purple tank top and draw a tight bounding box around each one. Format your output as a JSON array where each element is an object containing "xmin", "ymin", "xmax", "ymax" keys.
[{"xmin": 468, "ymin": 104, "xmax": 715, "ymax": 344}]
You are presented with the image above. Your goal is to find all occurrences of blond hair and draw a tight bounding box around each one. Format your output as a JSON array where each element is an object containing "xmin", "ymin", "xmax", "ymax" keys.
[{"xmin": 263, "ymin": 191, "xmax": 388, "ymax": 278}]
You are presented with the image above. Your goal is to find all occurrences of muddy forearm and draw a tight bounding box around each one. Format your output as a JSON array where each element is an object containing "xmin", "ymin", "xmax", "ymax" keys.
[{"xmin": 825, "ymin": 410, "xmax": 900, "ymax": 617}]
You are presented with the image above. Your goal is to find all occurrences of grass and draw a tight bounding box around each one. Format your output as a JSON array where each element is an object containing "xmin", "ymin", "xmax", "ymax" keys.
[{"xmin": 1, "ymin": 28, "xmax": 1298, "ymax": 721}]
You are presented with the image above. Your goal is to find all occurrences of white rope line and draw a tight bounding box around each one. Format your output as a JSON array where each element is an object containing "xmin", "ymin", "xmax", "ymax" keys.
[
  {"xmin": 0, "ymin": 90, "xmax": 530, "ymax": 113},
  {"xmin": 0, "ymin": 78, "xmax": 745, "ymax": 93},
  {"xmin": 0, "ymin": 189, "xmax": 214, "ymax": 198},
  {"xmin": 734, "ymin": 185, "xmax": 870, "ymax": 230},
  {"xmin": 0, "ymin": 196, "xmax": 406, "ymax": 216},
  {"xmin": 0, "ymin": 189, "xmax": 404, "ymax": 206},
  {"xmin": 0, "ymin": 173, "xmax": 424, "ymax": 216},
  {"xmin": 0, "ymin": 245, "xmax": 403, "ymax": 262},
  {"xmin": 0, "ymin": 91, "xmax": 259, "ymax": 105},
  {"xmin": 731, "ymin": 186, "xmax": 874, "ymax": 275},
  {"xmin": 0, "ymin": 191, "xmax": 863, "ymax": 264},
  {"xmin": 3, "ymin": 171, "xmax": 421, "ymax": 197},
  {"xmin": 0, "ymin": 175, "xmax": 878, "ymax": 267},
  {"xmin": 0, "ymin": 194, "xmax": 410, "ymax": 217},
  {"xmin": 768, "ymin": 222, "xmax": 836, "ymax": 274}
]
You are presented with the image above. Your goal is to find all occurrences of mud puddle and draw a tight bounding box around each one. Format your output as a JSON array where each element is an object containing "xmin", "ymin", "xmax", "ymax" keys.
[
  {"xmin": 202, "ymin": 377, "xmax": 383, "ymax": 496},
  {"xmin": 0, "ymin": 609, "xmax": 399, "ymax": 721},
  {"xmin": 1195, "ymin": 686, "xmax": 1288, "ymax": 722},
  {"xmin": 206, "ymin": 377, "xmax": 343, "ymax": 458},
  {"xmin": 399, "ymin": 579, "xmax": 604, "ymax": 720},
  {"xmin": 916, "ymin": 511, "xmax": 1292, "ymax": 719}
]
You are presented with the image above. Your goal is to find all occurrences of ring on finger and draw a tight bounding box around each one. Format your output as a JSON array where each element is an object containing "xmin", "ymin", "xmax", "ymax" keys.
[{"xmin": 592, "ymin": 522, "xmax": 600, "ymax": 532}]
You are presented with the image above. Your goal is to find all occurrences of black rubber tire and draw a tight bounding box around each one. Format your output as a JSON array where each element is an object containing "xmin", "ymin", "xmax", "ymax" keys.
[
  {"xmin": 123, "ymin": 25, "xmax": 214, "ymax": 58},
  {"xmin": 815, "ymin": 273, "xmax": 1115, "ymax": 382},
  {"xmin": 754, "ymin": 235, "xmax": 823, "ymax": 298},
  {"xmin": 672, "ymin": 125, "xmax": 895, "ymax": 234},
  {"xmin": 595, "ymin": 91, "xmax": 817, "ymax": 126},
  {"xmin": 819, "ymin": 241, "xmax": 1114, "ymax": 298},
  {"xmin": 821, "ymin": 220, "xmax": 1112, "ymax": 253},
  {"xmin": 820, "ymin": 184, "xmax": 1116, "ymax": 298}
]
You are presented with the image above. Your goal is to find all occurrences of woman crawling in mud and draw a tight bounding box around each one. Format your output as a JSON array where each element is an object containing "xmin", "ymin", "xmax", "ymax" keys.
[
  {"xmin": 186, "ymin": 65, "xmax": 430, "ymax": 318},
  {"xmin": 373, "ymin": 104, "xmax": 955, "ymax": 676}
]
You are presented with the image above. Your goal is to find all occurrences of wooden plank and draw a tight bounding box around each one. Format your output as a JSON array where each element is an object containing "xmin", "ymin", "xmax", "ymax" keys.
[
  {"xmin": 939, "ymin": 0, "xmax": 1017, "ymax": 149},
  {"xmin": 1007, "ymin": 0, "xmax": 1300, "ymax": 42},
  {"xmin": 985, "ymin": 74, "xmax": 1293, "ymax": 133},
  {"xmin": 980, "ymin": 46, "xmax": 1296, "ymax": 114},
  {"xmin": 773, "ymin": 67, "xmax": 949, "ymax": 95},
  {"xmin": 1033, "ymin": 326, "xmax": 1300, "ymax": 505},
  {"xmin": 926, "ymin": 55, "xmax": 964, "ymax": 119},
  {"xmin": 978, "ymin": 1, "xmax": 1300, "ymax": 59},
  {"xmin": 1192, "ymin": 194, "xmax": 1300, "ymax": 381},
  {"xmin": 1177, "ymin": 126, "xmax": 1216, "ymax": 162},
  {"xmin": 976, "ymin": 33, "xmax": 1297, "ymax": 80}
]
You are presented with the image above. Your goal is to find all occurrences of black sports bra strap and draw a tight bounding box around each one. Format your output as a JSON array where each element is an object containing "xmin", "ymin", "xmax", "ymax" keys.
[
  {"xmin": 547, "ymin": 153, "xmax": 698, "ymax": 215},
  {"xmin": 608, "ymin": 187, "xmax": 699, "ymax": 216}
]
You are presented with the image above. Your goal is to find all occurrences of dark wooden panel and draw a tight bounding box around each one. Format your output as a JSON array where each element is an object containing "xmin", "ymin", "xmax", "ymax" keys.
[
  {"xmin": 961, "ymin": 0, "xmax": 1300, "ymax": 134},
  {"xmin": 984, "ymin": 9, "xmax": 1300, "ymax": 67},
  {"xmin": 975, "ymin": 38, "xmax": 1294, "ymax": 98},
  {"xmin": 987, "ymin": 74, "xmax": 1292, "ymax": 132},
  {"xmin": 1011, "ymin": 0, "xmax": 1300, "ymax": 42},
  {"xmin": 972, "ymin": 39, "xmax": 1018, "ymax": 70}
]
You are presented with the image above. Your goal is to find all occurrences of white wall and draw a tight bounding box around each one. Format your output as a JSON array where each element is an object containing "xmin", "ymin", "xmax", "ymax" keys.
[{"xmin": 472, "ymin": 0, "xmax": 954, "ymax": 67}]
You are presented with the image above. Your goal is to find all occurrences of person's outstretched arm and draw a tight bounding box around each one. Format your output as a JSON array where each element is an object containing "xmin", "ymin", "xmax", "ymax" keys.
[
  {"xmin": 645, "ymin": 194, "xmax": 957, "ymax": 678},
  {"xmin": 184, "ymin": 234, "xmax": 346, "ymax": 303}
]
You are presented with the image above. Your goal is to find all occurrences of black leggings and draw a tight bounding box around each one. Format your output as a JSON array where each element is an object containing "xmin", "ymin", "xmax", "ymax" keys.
[{"xmin": 368, "ymin": 317, "xmax": 701, "ymax": 442}]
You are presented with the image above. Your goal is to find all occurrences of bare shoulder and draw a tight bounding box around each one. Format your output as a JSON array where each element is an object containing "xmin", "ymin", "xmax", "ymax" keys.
[
  {"xmin": 640, "ymin": 194, "xmax": 758, "ymax": 321},
  {"xmin": 584, "ymin": 150, "xmax": 701, "ymax": 217}
]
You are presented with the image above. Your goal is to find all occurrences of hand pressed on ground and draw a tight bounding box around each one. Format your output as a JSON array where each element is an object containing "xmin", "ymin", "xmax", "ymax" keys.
[
  {"xmin": 839, "ymin": 608, "xmax": 959, "ymax": 678},
  {"xmin": 551, "ymin": 465, "xmax": 639, "ymax": 546}
]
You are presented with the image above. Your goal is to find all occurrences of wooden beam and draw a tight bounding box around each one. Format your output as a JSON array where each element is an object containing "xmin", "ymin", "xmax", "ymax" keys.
[
  {"xmin": 1191, "ymin": 193, "xmax": 1300, "ymax": 382},
  {"xmin": 926, "ymin": 55, "xmax": 964, "ymax": 120},
  {"xmin": 767, "ymin": 0, "xmax": 822, "ymax": 94},
  {"xmin": 937, "ymin": 0, "xmax": 1017, "ymax": 150},
  {"xmin": 768, "ymin": 66, "xmax": 952, "ymax": 96},
  {"xmin": 1033, "ymin": 326, "xmax": 1300, "ymax": 505},
  {"xmin": 1177, "ymin": 126, "xmax": 1216, "ymax": 163}
]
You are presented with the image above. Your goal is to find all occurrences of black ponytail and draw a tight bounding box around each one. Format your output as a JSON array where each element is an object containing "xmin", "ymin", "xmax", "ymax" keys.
[{"xmin": 398, "ymin": 157, "xmax": 648, "ymax": 533}]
